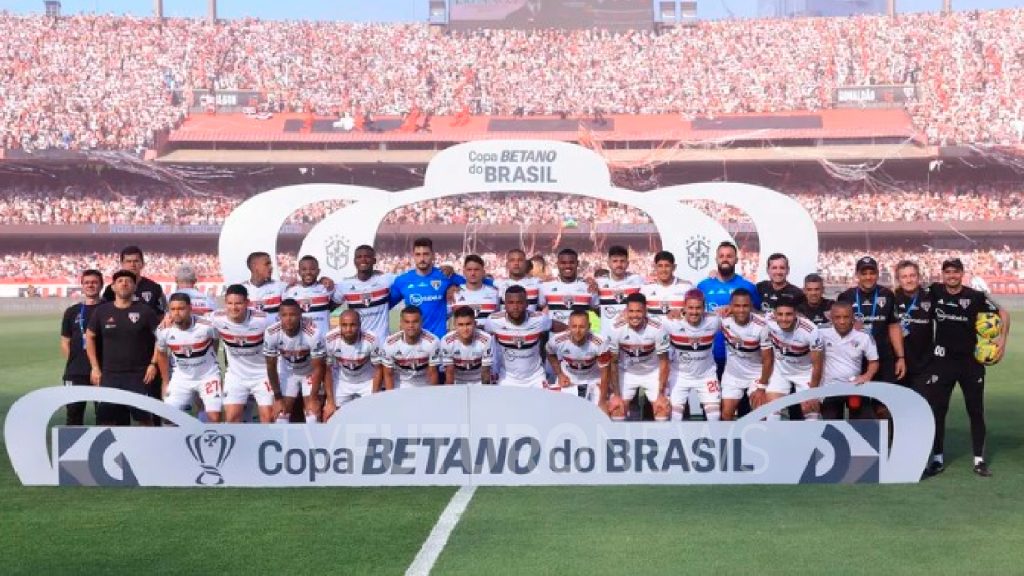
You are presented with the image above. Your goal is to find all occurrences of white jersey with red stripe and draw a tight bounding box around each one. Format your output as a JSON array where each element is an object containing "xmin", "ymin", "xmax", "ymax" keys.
[
  {"xmin": 156, "ymin": 316, "xmax": 220, "ymax": 380},
  {"xmin": 449, "ymin": 284, "xmax": 500, "ymax": 328},
  {"xmin": 607, "ymin": 318, "xmax": 670, "ymax": 377},
  {"xmin": 243, "ymin": 279, "xmax": 288, "ymax": 323},
  {"xmin": 597, "ymin": 274, "xmax": 644, "ymax": 336},
  {"xmin": 208, "ymin": 309, "xmax": 270, "ymax": 381},
  {"xmin": 263, "ymin": 318, "xmax": 325, "ymax": 377},
  {"xmin": 172, "ymin": 288, "xmax": 219, "ymax": 317},
  {"xmin": 440, "ymin": 330, "xmax": 494, "ymax": 384},
  {"xmin": 495, "ymin": 276, "xmax": 541, "ymax": 311},
  {"xmin": 324, "ymin": 329, "xmax": 380, "ymax": 387},
  {"xmin": 664, "ymin": 315, "xmax": 721, "ymax": 379},
  {"xmin": 333, "ymin": 272, "xmax": 394, "ymax": 343},
  {"xmin": 721, "ymin": 314, "xmax": 772, "ymax": 380},
  {"xmin": 767, "ymin": 317, "xmax": 823, "ymax": 377},
  {"xmin": 484, "ymin": 310, "xmax": 552, "ymax": 383},
  {"xmin": 545, "ymin": 331, "xmax": 611, "ymax": 386},
  {"xmin": 640, "ymin": 278, "xmax": 695, "ymax": 317},
  {"xmin": 284, "ymin": 282, "xmax": 334, "ymax": 336},
  {"xmin": 539, "ymin": 278, "xmax": 598, "ymax": 324},
  {"xmin": 379, "ymin": 331, "xmax": 442, "ymax": 388}
]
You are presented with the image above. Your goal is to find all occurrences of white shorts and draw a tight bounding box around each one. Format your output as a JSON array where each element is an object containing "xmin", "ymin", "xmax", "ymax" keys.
[
  {"xmin": 335, "ymin": 380, "xmax": 373, "ymax": 406},
  {"xmin": 767, "ymin": 370, "xmax": 813, "ymax": 395},
  {"xmin": 223, "ymin": 373, "xmax": 275, "ymax": 407},
  {"xmin": 497, "ymin": 372, "xmax": 547, "ymax": 388},
  {"xmin": 721, "ymin": 372, "xmax": 761, "ymax": 401},
  {"xmin": 281, "ymin": 373, "xmax": 313, "ymax": 398},
  {"xmin": 669, "ymin": 374, "xmax": 721, "ymax": 405},
  {"xmin": 619, "ymin": 372, "xmax": 660, "ymax": 403},
  {"xmin": 165, "ymin": 375, "xmax": 223, "ymax": 413}
]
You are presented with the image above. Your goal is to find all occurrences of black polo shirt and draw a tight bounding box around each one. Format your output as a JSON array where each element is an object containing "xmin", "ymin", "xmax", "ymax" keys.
[
  {"xmin": 895, "ymin": 287, "xmax": 933, "ymax": 375},
  {"xmin": 838, "ymin": 284, "xmax": 899, "ymax": 359},
  {"xmin": 102, "ymin": 276, "xmax": 166, "ymax": 318},
  {"xmin": 928, "ymin": 283, "xmax": 999, "ymax": 360}
]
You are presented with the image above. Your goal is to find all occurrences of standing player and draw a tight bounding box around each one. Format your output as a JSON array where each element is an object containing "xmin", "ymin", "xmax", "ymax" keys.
[
  {"xmin": 697, "ymin": 242, "xmax": 761, "ymax": 380},
  {"xmin": 390, "ymin": 238, "xmax": 465, "ymax": 339},
  {"xmin": 838, "ymin": 256, "xmax": 906, "ymax": 383},
  {"xmin": 546, "ymin": 308, "xmax": 612, "ymax": 404},
  {"xmin": 380, "ymin": 306, "xmax": 442, "ymax": 388},
  {"xmin": 171, "ymin": 264, "xmax": 218, "ymax": 316},
  {"xmin": 263, "ymin": 299, "xmax": 326, "ymax": 423},
  {"xmin": 332, "ymin": 245, "xmax": 394, "ymax": 344},
  {"xmin": 925, "ymin": 258, "xmax": 1011, "ymax": 477},
  {"xmin": 798, "ymin": 273, "xmax": 833, "ymax": 328},
  {"xmin": 720, "ymin": 289, "xmax": 773, "ymax": 421},
  {"xmin": 285, "ymin": 255, "xmax": 335, "ymax": 336},
  {"xmin": 495, "ymin": 249, "xmax": 541, "ymax": 311},
  {"xmin": 210, "ymin": 284, "xmax": 275, "ymax": 423},
  {"xmin": 765, "ymin": 299, "xmax": 824, "ymax": 420},
  {"xmin": 596, "ymin": 246, "xmax": 644, "ymax": 337},
  {"xmin": 756, "ymin": 253, "xmax": 806, "ymax": 316},
  {"xmin": 243, "ymin": 251, "xmax": 289, "ymax": 324},
  {"xmin": 441, "ymin": 307, "xmax": 494, "ymax": 385},
  {"xmin": 450, "ymin": 255, "xmax": 500, "ymax": 328},
  {"xmin": 640, "ymin": 250, "xmax": 693, "ymax": 318},
  {"xmin": 323, "ymin": 310, "xmax": 381, "ymax": 420},
  {"xmin": 892, "ymin": 260, "xmax": 933, "ymax": 403},
  {"xmin": 664, "ymin": 290, "xmax": 722, "ymax": 422},
  {"xmin": 86, "ymin": 270, "xmax": 161, "ymax": 426},
  {"xmin": 155, "ymin": 294, "xmax": 223, "ymax": 422},
  {"xmin": 485, "ymin": 286, "xmax": 560, "ymax": 388},
  {"xmin": 60, "ymin": 269, "xmax": 104, "ymax": 426},
  {"xmin": 606, "ymin": 293, "xmax": 671, "ymax": 420},
  {"xmin": 101, "ymin": 246, "xmax": 167, "ymax": 317},
  {"xmin": 819, "ymin": 302, "xmax": 879, "ymax": 420},
  {"xmin": 539, "ymin": 248, "xmax": 599, "ymax": 326}
]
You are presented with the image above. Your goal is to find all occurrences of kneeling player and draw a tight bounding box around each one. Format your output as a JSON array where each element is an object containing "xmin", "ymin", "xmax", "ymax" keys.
[
  {"xmin": 380, "ymin": 306, "xmax": 441, "ymax": 388},
  {"xmin": 484, "ymin": 286, "xmax": 560, "ymax": 388},
  {"xmin": 323, "ymin": 310, "xmax": 381, "ymax": 421},
  {"xmin": 442, "ymin": 307, "xmax": 494, "ymax": 385},
  {"xmin": 156, "ymin": 293, "xmax": 223, "ymax": 422},
  {"xmin": 263, "ymin": 299, "xmax": 326, "ymax": 423},
  {"xmin": 211, "ymin": 285, "xmax": 275, "ymax": 423},
  {"xmin": 765, "ymin": 299, "xmax": 823, "ymax": 420},
  {"xmin": 720, "ymin": 289, "xmax": 773, "ymax": 420},
  {"xmin": 607, "ymin": 293, "xmax": 670, "ymax": 420},
  {"xmin": 664, "ymin": 290, "xmax": 722, "ymax": 421},
  {"xmin": 819, "ymin": 302, "xmax": 879, "ymax": 420},
  {"xmin": 547, "ymin": 308, "xmax": 612, "ymax": 405}
]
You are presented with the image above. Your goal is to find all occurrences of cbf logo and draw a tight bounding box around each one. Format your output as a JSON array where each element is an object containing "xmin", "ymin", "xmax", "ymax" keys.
[
  {"xmin": 186, "ymin": 430, "xmax": 236, "ymax": 486},
  {"xmin": 685, "ymin": 235, "xmax": 710, "ymax": 271},
  {"xmin": 325, "ymin": 235, "xmax": 351, "ymax": 270}
]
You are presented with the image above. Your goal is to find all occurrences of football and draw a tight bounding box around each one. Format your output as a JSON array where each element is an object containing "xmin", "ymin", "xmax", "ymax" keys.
[
  {"xmin": 976, "ymin": 312, "xmax": 1002, "ymax": 341},
  {"xmin": 975, "ymin": 340, "xmax": 1001, "ymax": 366}
]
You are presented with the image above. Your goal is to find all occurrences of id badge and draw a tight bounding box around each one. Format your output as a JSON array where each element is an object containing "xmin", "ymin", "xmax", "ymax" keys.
[
  {"xmin": 861, "ymin": 323, "xmax": 873, "ymax": 335},
  {"xmin": 901, "ymin": 323, "xmax": 910, "ymax": 338}
]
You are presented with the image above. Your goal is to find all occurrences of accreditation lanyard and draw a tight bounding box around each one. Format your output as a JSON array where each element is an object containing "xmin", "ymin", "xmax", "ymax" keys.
[{"xmin": 854, "ymin": 287, "xmax": 879, "ymax": 334}]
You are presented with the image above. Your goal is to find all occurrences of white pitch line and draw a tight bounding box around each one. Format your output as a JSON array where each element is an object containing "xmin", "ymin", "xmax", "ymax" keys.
[{"xmin": 405, "ymin": 485, "xmax": 477, "ymax": 576}]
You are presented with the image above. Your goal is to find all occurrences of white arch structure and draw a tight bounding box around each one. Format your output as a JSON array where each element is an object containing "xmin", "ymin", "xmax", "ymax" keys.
[{"xmin": 220, "ymin": 141, "xmax": 818, "ymax": 283}]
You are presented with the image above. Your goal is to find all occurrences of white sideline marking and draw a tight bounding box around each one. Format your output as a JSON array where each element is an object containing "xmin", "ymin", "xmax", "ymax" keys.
[{"xmin": 405, "ymin": 485, "xmax": 477, "ymax": 576}]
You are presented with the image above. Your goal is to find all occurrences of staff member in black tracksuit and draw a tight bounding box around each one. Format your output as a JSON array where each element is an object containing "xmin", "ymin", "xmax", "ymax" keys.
[
  {"xmin": 837, "ymin": 256, "xmax": 906, "ymax": 384},
  {"xmin": 891, "ymin": 260, "xmax": 933, "ymax": 406},
  {"xmin": 60, "ymin": 269, "xmax": 104, "ymax": 425},
  {"xmin": 923, "ymin": 258, "xmax": 1011, "ymax": 478}
]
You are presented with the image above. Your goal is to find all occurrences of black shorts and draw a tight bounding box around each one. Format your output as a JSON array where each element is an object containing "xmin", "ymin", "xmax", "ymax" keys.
[{"xmin": 98, "ymin": 371, "xmax": 150, "ymax": 422}]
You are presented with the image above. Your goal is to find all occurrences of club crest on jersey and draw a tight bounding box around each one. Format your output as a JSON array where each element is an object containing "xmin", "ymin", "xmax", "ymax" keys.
[
  {"xmin": 514, "ymin": 336, "xmax": 526, "ymax": 348},
  {"xmin": 298, "ymin": 298, "xmax": 311, "ymax": 312},
  {"xmin": 431, "ymin": 280, "xmax": 442, "ymax": 290},
  {"xmin": 661, "ymin": 301, "xmax": 671, "ymax": 313},
  {"xmin": 920, "ymin": 302, "xmax": 931, "ymax": 312},
  {"xmin": 128, "ymin": 312, "xmax": 139, "ymax": 323},
  {"xmin": 141, "ymin": 291, "xmax": 152, "ymax": 302},
  {"xmin": 614, "ymin": 291, "xmax": 625, "ymax": 303},
  {"xmin": 324, "ymin": 234, "xmax": 351, "ymax": 270},
  {"xmin": 877, "ymin": 297, "xmax": 887, "ymax": 307},
  {"xmin": 562, "ymin": 295, "xmax": 574, "ymax": 309},
  {"xmin": 959, "ymin": 298, "xmax": 971, "ymax": 309},
  {"xmin": 361, "ymin": 293, "xmax": 372, "ymax": 307},
  {"xmin": 685, "ymin": 234, "xmax": 710, "ymax": 271}
]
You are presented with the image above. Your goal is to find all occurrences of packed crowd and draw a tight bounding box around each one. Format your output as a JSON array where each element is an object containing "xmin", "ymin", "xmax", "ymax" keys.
[
  {"xmin": 4, "ymin": 247, "xmax": 1021, "ymax": 287},
  {"xmin": 2, "ymin": 9, "xmax": 1024, "ymax": 152},
  {"xmin": 3, "ymin": 184, "xmax": 1023, "ymax": 227}
]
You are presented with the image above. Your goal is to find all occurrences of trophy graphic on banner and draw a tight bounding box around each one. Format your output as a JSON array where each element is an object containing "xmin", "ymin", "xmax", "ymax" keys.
[{"xmin": 186, "ymin": 430, "xmax": 236, "ymax": 486}]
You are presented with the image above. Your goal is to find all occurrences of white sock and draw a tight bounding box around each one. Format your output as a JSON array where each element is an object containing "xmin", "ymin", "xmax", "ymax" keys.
[
  {"xmin": 804, "ymin": 412, "xmax": 820, "ymax": 421},
  {"xmin": 305, "ymin": 412, "xmax": 319, "ymax": 423},
  {"xmin": 768, "ymin": 412, "xmax": 782, "ymax": 421},
  {"xmin": 933, "ymin": 454, "xmax": 944, "ymax": 464},
  {"xmin": 672, "ymin": 408, "xmax": 685, "ymax": 422},
  {"xmin": 974, "ymin": 456, "xmax": 984, "ymax": 465},
  {"xmin": 703, "ymin": 406, "xmax": 721, "ymax": 421},
  {"xmin": 275, "ymin": 413, "xmax": 290, "ymax": 424}
]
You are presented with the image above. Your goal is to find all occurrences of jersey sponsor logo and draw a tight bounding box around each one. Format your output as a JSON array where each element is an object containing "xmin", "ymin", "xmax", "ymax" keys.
[{"xmin": 934, "ymin": 308, "xmax": 969, "ymax": 322}]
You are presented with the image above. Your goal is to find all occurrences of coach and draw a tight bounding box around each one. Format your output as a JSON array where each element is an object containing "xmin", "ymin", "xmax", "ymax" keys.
[
  {"xmin": 86, "ymin": 271, "xmax": 161, "ymax": 426},
  {"xmin": 102, "ymin": 245, "xmax": 166, "ymax": 317},
  {"xmin": 60, "ymin": 269, "xmax": 103, "ymax": 425}
]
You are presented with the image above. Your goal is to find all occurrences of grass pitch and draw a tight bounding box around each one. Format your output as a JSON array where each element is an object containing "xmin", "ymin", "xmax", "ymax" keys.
[{"xmin": 2, "ymin": 312, "xmax": 1023, "ymax": 575}]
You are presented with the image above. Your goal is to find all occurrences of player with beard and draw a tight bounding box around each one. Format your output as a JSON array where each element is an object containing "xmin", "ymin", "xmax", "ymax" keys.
[
  {"xmin": 837, "ymin": 256, "xmax": 906, "ymax": 384},
  {"xmin": 380, "ymin": 306, "xmax": 442, "ymax": 389},
  {"xmin": 333, "ymin": 245, "xmax": 395, "ymax": 344},
  {"xmin": 697, "ymin": 242, "xmax": 760, "ymax": 381},
  {"xmin": 596, "ymin": 245, "xmax": 644, "ymax": 338},
  {"xmin": 390, "ymin": 237, "xmax": 465, "ymax": 339},
  {"xmin": 495, "ymin": 249, "xmax": 541, "ymax": 311},
  {"xmin": 155, "ymin": 294, "xmax": 223, "ymax": 422},
  {"xmin": 606, "ymin": 293, "xmax": 671, "ymax": 421},
  {"xmin": 755, "ymin": 253, "xmax": 806, "ymax": 316},
  {"xmin": 924, "ymin": 258, "xmax": 1010, "ymax": 478},
  {"xmin": 798, "ymin": 273, "xmax": 834, "ymax": 328}
]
